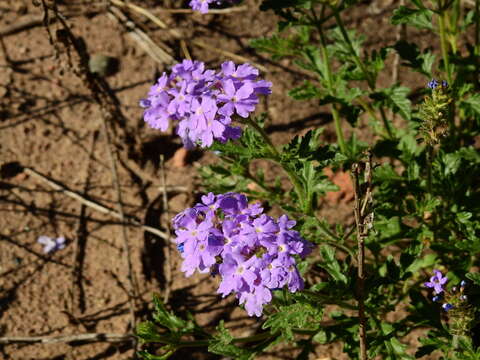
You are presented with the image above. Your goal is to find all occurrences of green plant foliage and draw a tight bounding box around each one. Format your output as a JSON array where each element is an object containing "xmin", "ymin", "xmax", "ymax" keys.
[{"xmin": 139, "ymin": 1, "xmax": 480, "ymax": 359}]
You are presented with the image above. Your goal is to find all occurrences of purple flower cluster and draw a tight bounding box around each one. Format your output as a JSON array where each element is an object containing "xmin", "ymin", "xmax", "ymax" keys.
[
  {"xmin": 189, "ymin": 0, "xmax": 239, "ymax": 14},
  {"xmin": 172, "ymin": 192, "xmax": 312, "ymax": 316},
  {"xmin": 425, "ymin": 270, "xmax": 470, "ymax": 312},
  {"xmin": 140, "ymin": 60, "xmax": 271, "ymax": 148}
]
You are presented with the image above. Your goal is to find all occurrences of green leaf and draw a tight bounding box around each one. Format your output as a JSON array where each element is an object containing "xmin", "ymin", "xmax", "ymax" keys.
[
  {"xmin": 138, "ymin": 350, "xmax": 174, "ymax": 360},
  {"xmin": 288, "ymin": 81, "xmax": 322, "ymax": 100},
  {"xmin": 319, "ymin": 245, "xmax": 348, "ymax": 284},
  {"xmin": 461, "ymin": 93, "xmax": 480, "ymax": 115},
  {"xmin": 466, "ymin": 272, "xmax": 480, "ymax": 286},
  {"xmin": 208, "ymin": 321, "xmax": 255, "ymax": 359},
  {"xmin": 391, "ymin": 6, "xmax": 434, "ymax": 30},
  {"xmin": 136, "ymin": 321, "xmax": 165, "ymax": 343},
  {"xmin": 371, "ymin": 86, "xmax": 411, "ymax": 121},
  {"xmin": 152, "ymin": 294, "xmax": 190, "ymax": 332},
  {"xmin": 262, "ymin": 302, "xmax": 323, "ymax": 341}
]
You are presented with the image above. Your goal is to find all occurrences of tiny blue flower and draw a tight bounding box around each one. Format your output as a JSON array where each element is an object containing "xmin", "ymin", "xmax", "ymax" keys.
[
  {"xmin": 428, "ymin": 79, "xmax": 439, "ymax": 89},
  {"xmin": 460, "ymin": 280, "xmax": 467, "ymax": 288},
  {"xmin": 441, "ymin": 80, "xmax": 448, "ymax": 88},
  {"xmin": 177, "ymin": 243, "xmax": 185, "ymax": 253},
  {"xmin": 432, "ymin": 295, "xmax": 441, "ymax": 302},
  {"xmin": 460, "ymin": 295, "xmax": 468, "ymax": 301},
  {"xmin": 139, "ymin": 99, "xmax": 151, "ymax": 108},
  {"xmin": 442, "ymin": 303, "xmax": 454, "ymax": 311}
]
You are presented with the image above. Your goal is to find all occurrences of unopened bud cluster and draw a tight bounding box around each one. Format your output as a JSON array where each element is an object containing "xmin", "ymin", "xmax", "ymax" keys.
[{"xmin": 419, "ymin": 79, "xmax": 451, "ymax": 145}]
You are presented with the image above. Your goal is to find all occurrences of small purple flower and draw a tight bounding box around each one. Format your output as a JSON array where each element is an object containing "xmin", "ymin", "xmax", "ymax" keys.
[
  {"xmin": 189, "ymin": 0, "xmax": 240, "ymax": 14},
  {"xmin": 37, "ymin": 236, "xmax": 66, "ymax": 254},
  {"xmin": 424, "ymin": 269, "xmax": 448, "ymax": 294}
]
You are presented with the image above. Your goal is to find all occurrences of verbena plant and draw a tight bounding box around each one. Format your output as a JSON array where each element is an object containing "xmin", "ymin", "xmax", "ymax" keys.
[{"xmin": 136, "ymin": 0, "xmax": 480, "ymax": 359}]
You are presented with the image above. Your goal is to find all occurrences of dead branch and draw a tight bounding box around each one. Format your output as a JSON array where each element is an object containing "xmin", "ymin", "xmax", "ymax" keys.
[
  {"xmin": 0, "ymin": 10, "xmax": 102, "ymax": 37},
  {"xmin": 108, "ymin": 0, "xmax": 268, "ymax": 72},
  {"xmin": 23, "ymin": 167, "xmax": 171, "ymax": 240},
  {"xmin": 152, "ymin": 5, "xmax": 249, "ymax": 14},
  {"xmin": 159, "ymin": 155, "xmax": 172, "ymax": 304},
  {"xmin": 0, "ymin": 333, "xmax": 134, "ymax": 345},
  {"xmin": 107, "ymin": 6, "xmax": 175, "ymax": 65}
]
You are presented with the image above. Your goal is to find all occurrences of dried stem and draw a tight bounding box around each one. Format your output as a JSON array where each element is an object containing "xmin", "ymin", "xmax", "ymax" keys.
[
  {"xmin": 107, "ymin": 6, "xmax": 175, "ymax": 65},
  {"xmin": 0, "ymin": 333, "xmax": 134, "ymax": 345},
  {"xmin": 23, "ymin": 167, "xmax": 174, "ymax": 239},
  {"xmin": 159, "ymin": 155, "xmax": 173, "ymax": 304},
  {"xmin": 109, "ymin": 0, "xmax": 268, "ymax": 72},
  {"xmin": 352, "ymin": 152, "xmax": 374, "ymax": 360}
]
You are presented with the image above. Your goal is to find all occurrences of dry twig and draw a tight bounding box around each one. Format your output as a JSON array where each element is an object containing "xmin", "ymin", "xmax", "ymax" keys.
[
  {"xmin": 159, "ymin": 155, "xmax": 172, "ymax": 303},
  {"xmin": 0, "ymin": 333, "xmax": 134, "ymax": 345},
  {"xmin": 107, "ymin": 6, "xmax": 175, "ymax": 65},
  {"xmin": 23, "ymin": 167, "xmax": 172, "ymax": 240},
  {"xmin": 109, "ymin": 0, "xmax": 268, "ymax": 72},
  {"xmin": 152, "ymin": 6, "xmax": 249, "ymax": 14}
]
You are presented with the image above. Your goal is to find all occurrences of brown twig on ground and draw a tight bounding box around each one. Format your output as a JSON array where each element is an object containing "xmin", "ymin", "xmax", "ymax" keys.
[
  {"xmin": 351, "ymin": 151, "xmax": 374, "ymax": 360},
  {"xmin": 108, "ymin": 0, "xmax": 268, "ymax": 72},
  {"xmin": 107, "ymin": 6, "xmax": 175, "ymax": 65},
  {"xmin": 153, "ymin": 5, "xmax": 249, "ymax": 14},
  {"xmin": 22, "ymin": 167, "xmax": 179, "ymax": 239},
  {"xmin": 0, "ymin": 10, "xmax": 103, "ymax": 37},
  {"xmin": 159, "ymin": 155, "xmax": 173, "ymax": 304},
  {"xmin": 0, "ymin": 333, "xmax": 134, "ymax": 345},
  {"xmin": 99, "ymin": 101, "xmax": 138, "ymax": 334},
  {"xmin": 70, "ymin": 132, "xmax": 98, "ymax": 314},
  {"xmin": 38, "ymin": 4, "xmax": 139, "ymax": 353}
]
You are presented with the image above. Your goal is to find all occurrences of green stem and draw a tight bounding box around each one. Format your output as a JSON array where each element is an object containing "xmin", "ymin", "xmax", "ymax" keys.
[
  {"xmin": 174, "ymin": 332, "xmax": 274, "ymax": 349},
  {"xmin": 244, "ymin": 117, "xmax": 310, "ymax": 214},
  {"xmin": 331, "ymin": 104, "xmax": 347, "ymax": 154},
  {"xmin": 476, "ymin": 0, "xmax": 479, "ymax": 88},
  {"xmin": 320, "ymin": 240, "xmax": 355, "ymax": 258},
  {"xmin": 426, "ymin": 145, "xmax": 433, "ymax": 195},
  {"xmin": 311, "ymin": 8, "xmax": 347, "ymax": 154},
  {"xmin": 332, "ymin": 10, "xmax": 374, "ymax": 89},
  {"xmin": 302, "ymin": 290, "xmax": 358, "ymax": 310},
  {"xmin": 438, "ymin": 8, "xmax": 452, "ymax": 84},
  {"xmin": 332, "ymin": 8, "xmax": 393, "ymax": 139}
]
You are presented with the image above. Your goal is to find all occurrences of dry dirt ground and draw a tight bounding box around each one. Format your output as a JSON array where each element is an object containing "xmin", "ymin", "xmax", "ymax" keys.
[{"xmin": 0, "ymin": 1, "xmax": 434, "ymax": 359}]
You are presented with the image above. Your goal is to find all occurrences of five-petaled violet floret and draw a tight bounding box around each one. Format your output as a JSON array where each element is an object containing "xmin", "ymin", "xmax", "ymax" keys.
[
  {"xmin": 140, "ymin": 60, "xmax": 271, "ymax": 149},
  {"xmin": 424, "ymin": 269, "xmax": 448, "ymax": 294},
  {"xmin": 37, "ymin": 235, "xmax": 66, "ymax": 254},
  {"xmin": 172, "ymin": 192, "xmax": 312, "ymax": 317},
  {"xmin": 189, "ymin": 0, "xmax": 240, "ymax": 14}
]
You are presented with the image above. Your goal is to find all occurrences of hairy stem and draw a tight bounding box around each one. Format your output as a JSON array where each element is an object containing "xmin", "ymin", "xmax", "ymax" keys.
[
  {"xmin": 244, "ymin": 117, "xmax": 310, "ymax": 214},
  {"xmin": 311, "ymin": 8, "xmax": 347, "ymax": 153},
  {"xmin": 332, "ymin": 8, "xmax": 393, "ymax": 138},
  {"xmin": 476, "ymin": 0, "xmax": 479, "ymax": 88},
  {"xmin": 438, "ymin": 8, "xmax": 452, "ymax": 84}
]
